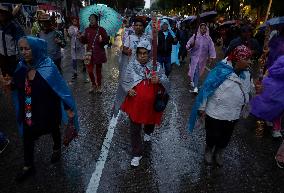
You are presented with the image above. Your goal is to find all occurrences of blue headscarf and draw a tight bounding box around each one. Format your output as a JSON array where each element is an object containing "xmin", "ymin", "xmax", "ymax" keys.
[
  {"xmin": 160, "ymin": 19, "xmax": 176, "ymax": 38},
  {"xmin": 14, "ymin": 36, "xmax": 79, "ymax": 136},
  {"xmin": 188, "ymin": 61, "xmax": 246, "ymax": 132},
  {"xmin": 24, "ymin": 36, "xmax": 48, "ymax": 69},
  {"xmin": 145, "ymin": 19, "xmax": 176, "ymax": 38}
]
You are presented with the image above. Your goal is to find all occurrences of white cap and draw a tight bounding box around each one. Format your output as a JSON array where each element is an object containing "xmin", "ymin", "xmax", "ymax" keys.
[{"xmin": 137, "ymin": 40, "xmax": 151, "ymax": 51}]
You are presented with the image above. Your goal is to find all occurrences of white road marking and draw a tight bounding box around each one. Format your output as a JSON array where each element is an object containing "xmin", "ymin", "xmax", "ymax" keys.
[
  {"xmin": 169, "ymin": 100, "xmax": 178, "ymax": 129},
  {"xmin": 86, "ymin": 111, "xmax": 121, "ymax": 193}
]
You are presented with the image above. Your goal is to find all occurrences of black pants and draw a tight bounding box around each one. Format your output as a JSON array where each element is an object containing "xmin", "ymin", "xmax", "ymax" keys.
[
  {"xmin": 205, "ymin": 115, "xmax": 237, "ymax": 149},
  {"xmin": 0, "ymin": 54, "xmax": 17, "ymax": 77},
  {"xmin": 23, "ymin": 126, "xmax": 61, "ymax": 167},
  {"xmin": 54, "ymin": 58, "xmax": 62, "ymax": 74},
  {"xmin": 130, "ymin": 120, "xmax": 155, "ymax": 157}
]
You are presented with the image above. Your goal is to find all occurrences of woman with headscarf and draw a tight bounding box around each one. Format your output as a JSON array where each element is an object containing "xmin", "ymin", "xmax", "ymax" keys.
[
  {"xmin": 186, "ymin": 23, "xmax": 216, "ymax": 93},
  {"xmin": 13, "ymin": 36, "xmax": 79, "ymax": 182},
  {"xmin": 188, "ymin": 45, "xmax": 253, "ymax": 166},
  {"xmin": 157, "ymin": 19, "xmax": 177, "ymax": 77},
  {"xmin": 119, "ymin": 40, "xmax": 170, "ymax": 167}
]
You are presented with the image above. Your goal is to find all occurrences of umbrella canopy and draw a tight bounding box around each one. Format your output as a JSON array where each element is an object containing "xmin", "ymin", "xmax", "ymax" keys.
[
  {"xmin": 219, "ymin": 20, "xmax": 236, "ymax": 27},
  {"xmin": 267, "ymin": 16, "xmax": 284, "ymax": 26},
  {"xmin": 160, "ymin": 16, "xmax": 174, "ymax": 21},
  {"xmin": 79, "ymin": 4, "xmax": 123, "ymax": 36},
  {"xmin": 182, "ymin": 15, "xmax": 197, "ymax": 23},
  {"xmin": 200, "ymin": 10, "xmax": 217, "ymax": 22},
  {"xmin": 257, "ymin": 16, "xmax": 284, "ymax": 30}
]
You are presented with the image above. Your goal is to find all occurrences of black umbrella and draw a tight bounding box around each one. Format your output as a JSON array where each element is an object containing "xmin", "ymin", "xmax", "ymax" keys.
[
  {"xmin": 219, "ymin": 20, "xmax": 236, "ymax": 28},
  {"xmin": 181, "ymin": 15, "xmax": 197, "ymax": 24},
  {"xmin": 200, "ymin": 11, "xmax": 217, "ymax": 22}
]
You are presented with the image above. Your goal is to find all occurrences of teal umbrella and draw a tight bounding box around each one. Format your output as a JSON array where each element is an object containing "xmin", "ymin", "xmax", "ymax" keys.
[{"xmin": 79, "ymin": 4, "xmax": 123, "ymax": 36}]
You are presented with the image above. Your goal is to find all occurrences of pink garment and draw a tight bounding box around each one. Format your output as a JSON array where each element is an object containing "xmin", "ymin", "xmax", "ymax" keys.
[
  {"xmin": 186, "ymin": 25, "xmax": 216, "ymax": 82},
  {"xmin": 273, "ymin": 116, "xmax": 282, "ymax": 132}
]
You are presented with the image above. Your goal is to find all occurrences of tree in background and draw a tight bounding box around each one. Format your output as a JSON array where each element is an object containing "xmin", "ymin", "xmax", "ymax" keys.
[{"xmin": 151, "ymin": 0, "xmax": 283, "ymax": 20}]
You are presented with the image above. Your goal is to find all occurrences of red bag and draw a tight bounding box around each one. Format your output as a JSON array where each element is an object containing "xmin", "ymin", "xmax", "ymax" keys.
[{"xmin": 63, "ymin": 117, "xmax": 78, "ymax": 146}]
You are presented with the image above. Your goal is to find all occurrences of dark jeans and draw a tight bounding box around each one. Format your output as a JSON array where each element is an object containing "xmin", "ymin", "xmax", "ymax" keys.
[
  {"xmin": 205, "ymin": 115, "xmax": 237, "ymax": 149},
  {"xmin": 0, "ymin": 54, "xmax": 17, "ymax": 77},
  {"xmin": 23, "ymin": 125, "xmax": 61, "ymax": 167},
  {"xmin": 179, "ymin": 44, "xmax": 187, "ymax": 61},
  {"xmin": 158, "ymin": 56, "xmax": 171, "ymax": 77},
  {"xmin": 130, "ymin": 120, "xmax": 155, "ymax": 157},
  {"xmin": 72, "ymin": 59, "xmax": 85, "ymax": 73}
]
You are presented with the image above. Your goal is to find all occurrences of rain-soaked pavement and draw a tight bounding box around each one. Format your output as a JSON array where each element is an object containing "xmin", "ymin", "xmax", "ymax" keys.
[{"xmin": 1, "ymin": 42, "xmax": 284, "ymax": 193}]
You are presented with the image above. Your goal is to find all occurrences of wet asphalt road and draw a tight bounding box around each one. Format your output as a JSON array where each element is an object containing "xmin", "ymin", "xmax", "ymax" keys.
[{"xmin": 1, "ymin": 43, "xmax": 284, "ymax": 193}]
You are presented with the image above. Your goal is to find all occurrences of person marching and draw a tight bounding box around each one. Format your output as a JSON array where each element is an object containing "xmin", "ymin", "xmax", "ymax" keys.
[
  {"xmin": 113, "ymin": 16, "xmax": 151, "ymax": 116},
  {"xmin": 186, "ymin": 23, "xmax": 216, "ymax": 93},
  {"xmin": 68, "ymin": 17, "xmax": 86, "ymax": 80},
  {"xmin": 0, "ymin": 5, "xmax": 25, "ymax": 79},
  {"xmin": 13, "ymin": 36, "xmax": 78, "ymax": 182},
  {"xmin": 79, "ymin": 14, "xmax": 109, "ymax": 93},
  {"xmin": 121, "ymin": 16, "xmax": 150, "ymax": 73},
  {"xmin": 157, "ymin": 19, "xmax": 177, "ymax": 77},
  {"xmin": 38, "ymin": 14, "xmax": 66, "ymax": 73},
  {"xmin": 188, "ymin": 45, "xmax": 253, "ymax": 166},
  {"xmin": 119, "ymin": 40, "xmax": 170, "ymax": 167},
  {"xmin": 250, "ymin": 28, "xmax": 284, "ymax": 168}
]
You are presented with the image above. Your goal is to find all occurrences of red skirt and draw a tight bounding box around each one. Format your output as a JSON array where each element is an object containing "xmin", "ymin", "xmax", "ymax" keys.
[{"xmin": 121, "ymin": 80, "xmax": 163, "ymax": 125}]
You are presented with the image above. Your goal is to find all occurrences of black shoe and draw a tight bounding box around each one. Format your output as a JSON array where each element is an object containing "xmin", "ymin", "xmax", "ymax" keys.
[
  {"xmin": 71, "ymin": 73, "xmax": 78, "ymax": 80},
  {"xmin": 51, "ymin": 149, "xmax": 61, "ymax": 164},
  {"xmin": 0, "ymin": 138, "xmax": 9, "ymax": 154},
  {"xmin": 214, "ymin": 148, "xmax": 224, "ymax": 167},
  {"xmin": 204, "ymin": 146, "xmax": 214, "ymax": 165},
  {"xmin": 15, "ymin": 166, "xmax": 35, "ymax": 183}
]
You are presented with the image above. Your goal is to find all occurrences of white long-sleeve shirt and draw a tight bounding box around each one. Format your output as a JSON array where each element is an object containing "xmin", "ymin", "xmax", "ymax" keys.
[{"xmin": 199, "ymin": 61, "xmax": 253, "ymax": 121}]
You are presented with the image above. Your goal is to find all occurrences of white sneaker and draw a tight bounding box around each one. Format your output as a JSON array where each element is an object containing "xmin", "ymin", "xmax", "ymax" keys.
[
  {"xmin": 272, "ymin": 131, "xmax": 282, "ymax": 138},
  {"xmin": 130, "ymin": 156, "xmax": 142, "ymax": 167},
  {"xmin": 144, "ymin": 134, "xmax": 151, "ymax": 142},
  {"xmin": 88, "ymin": 86, "xmax": 95, "ymax": 93},
  {"xmin": 193, "ymin": 87, "xmax": 198, "ymax": 93}
]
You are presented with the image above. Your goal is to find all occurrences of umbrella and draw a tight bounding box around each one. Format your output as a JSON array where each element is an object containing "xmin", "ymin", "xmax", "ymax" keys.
[
  {"xmin": 219, "ymin": 20, "xmax": 236, "ymax": 27},
  {"xmin": 267, "ymin": 16, "xmax": 284, "ymax": 26},
  {"xmin": 79, "ymin": 4, "xmax": 123, "ymax": 36},
  {"xmin": 257, "ymin": 16, "xmax": 284, "ymax": 30},
  {"xmin": 182, "ymin": 15, "xmax": 197, "ymax": 23},
  {"xmin": 200, "ymin": 11, "xmax": 217, "ymax": 21},
  {"xmin": 160, "ymin": 16, "xmax": 174, "ymax": 21},
  {"xmin": 256, "ymin": 23, "xmax": 266, "ymax": 30}
]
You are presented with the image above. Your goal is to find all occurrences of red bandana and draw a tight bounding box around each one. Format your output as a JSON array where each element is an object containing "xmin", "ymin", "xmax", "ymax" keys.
[{"xmin": 228, "ymin": 45, "xmax": 252, "ymax": 62}]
